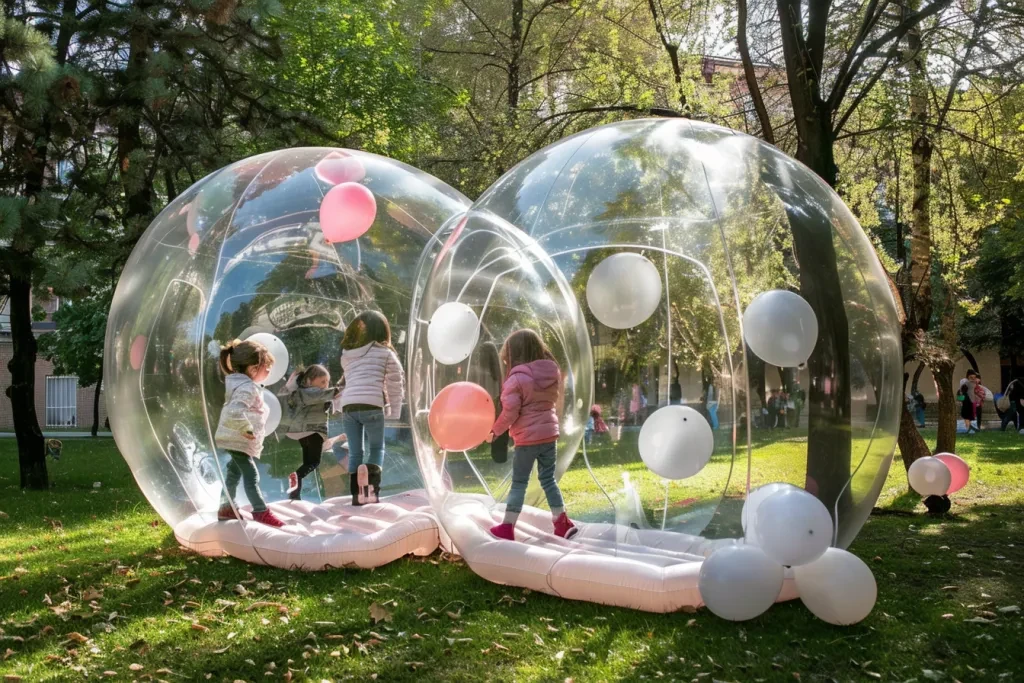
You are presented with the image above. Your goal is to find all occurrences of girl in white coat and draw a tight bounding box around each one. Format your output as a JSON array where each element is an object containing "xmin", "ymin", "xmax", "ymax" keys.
[{"xmin": 337, "ymin": 311, "xmax": 404, "ymax": 505}]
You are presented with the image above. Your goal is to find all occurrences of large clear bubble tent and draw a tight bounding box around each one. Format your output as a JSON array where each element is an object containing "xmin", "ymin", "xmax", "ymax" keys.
[
  {"xmin": 409, "ymin": 119, "xmax": 901, "ymax": 615},
  {"xmin": 104, "ymin": 149, "xmax": 469, "ymax": 569}
]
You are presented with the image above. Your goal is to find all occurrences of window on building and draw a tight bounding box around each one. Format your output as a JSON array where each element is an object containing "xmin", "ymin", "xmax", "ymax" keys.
[{"xmin": 45, "ymin": 376, "xmax": 78, "ymax": 427}]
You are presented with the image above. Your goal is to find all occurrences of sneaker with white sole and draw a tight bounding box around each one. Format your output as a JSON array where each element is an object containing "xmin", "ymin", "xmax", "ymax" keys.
[{"xmin": 286, "ymin": 471, "xmax": 301, "ymax": 500}]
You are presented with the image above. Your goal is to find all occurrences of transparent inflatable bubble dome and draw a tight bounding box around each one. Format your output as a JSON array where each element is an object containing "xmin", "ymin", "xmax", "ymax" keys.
[
  {"xmin": 104, "ymin": 148, "xmax": 469, "ymax": 533},
  {"xmin": 410, "ymin": 118, "xmax": 902, "ymax": 551}
]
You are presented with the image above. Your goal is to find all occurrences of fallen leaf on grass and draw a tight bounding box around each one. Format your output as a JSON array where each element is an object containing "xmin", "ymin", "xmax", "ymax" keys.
[
  {"xmin": 446, "ymin": 610, "xmax": 461, "ymax": 621},
  {"xmin": 492, "ymin": 642, "xmax": 509, "ymax": 652},
  {"xmin": 998, "ymin": 605, "xmax": 1020, "ymax": 613},
  {"xmin": 964, "ymin": 617, "xmax": 994, "ymax": 624},
  {"xmin": 941, "ymin": 586, "xmax": 959, "ymax": 591},
  {"xmin": 81, "ymin": 588, "xmax": 103, "ymax": 601},
  {"xmin": 232, "ymin": 585, "xmax": 248, "ymax": 597},
  {"xmin": 533, "ymin": 633, "xmax": 544, "ymax": 646},
  {"xmin": 65, "ymin": 632, "xmax": 89, "ymax": 644},
  {"xmin": 245, "ymin": 601, "xmax": 288, "ymax": 614},
  {"xmin": 5, "ymin": 677, "xmax": 22, "ymax": 682},
  {"xmin": 191, "ymin": 622, "xmax": 210, "ymax": 632},
  {"xmin": 129, "ymin": 663, "xmax": 143, "ymax": 671},
  {"xmin": 3, "ymin": 649, "xmax": 14, "ymax": 661},
  {"xmin": 213, "ymin": 645, "xmax": 230, "ymax": 654},
  {"xmin": 369, "ymin": 602, "xmax": 392, "ymax": 624}
]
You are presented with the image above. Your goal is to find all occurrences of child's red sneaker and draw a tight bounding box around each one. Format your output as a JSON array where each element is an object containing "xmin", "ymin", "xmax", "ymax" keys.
[
  {"xmin": 489, "ymin": 523, "xmax": 515, "ymax": 541},
  {"xmin": 553, "ymin": 513, "xmax": 578, "ymax": 539},
  {"xmin": 252, "ymin": 509, "xmax": 286, "ymax": 528},
  {"xmin": 217, "ymin": 504, "xmax": 240, "ymax": 521}
]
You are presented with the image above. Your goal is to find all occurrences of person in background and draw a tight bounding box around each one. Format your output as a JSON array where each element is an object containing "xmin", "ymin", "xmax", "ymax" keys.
[
  {"xmin": 792, "ymin": 381, "xmax": 805, "ymax": 428},
  {"xmin": 959, "ymin": 378, "xmax": 977, "ymax": 434},
  {"xmin": 705, "ymin": 383, "xmax": 719, "ymax": 430},
  {"xmin": 669, "ymin": 363, "xmax": 682, "ymax": 406},
  {"xmin": 999, "ymin": 378, "xmax": 1024, "ymax": 432},
  {"xmin": 766, "ymin": 389, "xmax": 779, "ymax": 429},
  {"xmin": 968, "ymin": 369, "xmax": 985, "ymax": 430},
  {"xmin": 913, "ymin": 389, "xmax": 927, "ymax": 427}
]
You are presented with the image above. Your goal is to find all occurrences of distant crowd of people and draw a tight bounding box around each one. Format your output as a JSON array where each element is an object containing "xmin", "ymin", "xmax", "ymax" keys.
[{"xmin": 907, "ymin": 368, "xmax": 1024, "ymax": 434}]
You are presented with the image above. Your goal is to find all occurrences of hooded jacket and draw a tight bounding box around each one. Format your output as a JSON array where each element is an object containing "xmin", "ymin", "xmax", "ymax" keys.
[
  {"xmin": 278, "ymin": 385, "xmax": 338, "ymax": 436},
  {"xmin": 491, "ymin": 359, "xmax": 561, "ymax": 446},
  {"xmin": 214, "ymin": 373, "xmax": 269, "ymax": 458},
  {"xmin": 338, "ymin": 342, "xmax": 405, "ymax": 418}
]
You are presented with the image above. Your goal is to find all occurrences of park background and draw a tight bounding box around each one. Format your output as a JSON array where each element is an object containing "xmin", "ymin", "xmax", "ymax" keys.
[{"xmin": 1, "ymin": 1, "xmax": 1023, "ymax": 681}]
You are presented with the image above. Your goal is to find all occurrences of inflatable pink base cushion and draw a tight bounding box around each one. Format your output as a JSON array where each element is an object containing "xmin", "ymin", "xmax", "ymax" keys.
[
  {"xmin": 438, "ymin": 494, "xmax": 798, "ymax": 613},
  {"xmin": 174, "ymin": 490, "xmax": 444, "ymax": 570}
]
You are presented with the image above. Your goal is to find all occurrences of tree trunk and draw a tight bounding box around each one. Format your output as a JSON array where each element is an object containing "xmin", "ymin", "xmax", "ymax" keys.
[
  {"xmin": 507, "ymin": 0, "xmax": 522, "ymax": 116},
  {"xmin": 647, "ymin": 0, "xmax": 687, "ymax": 113},
  {"xmin": 7, "ymin": 275, "xmax": 47, "ymax": 489},
  {"xmin": 898, "ymin": 403, "xmax": 932, "ymax": 469},
  {"xmin": 92, "ymin": 373, "xmax": 102, "ymax": 437},
  {"xmin": 118, "ymin": 0, "xmax": 156, "ymax": 240},
  {"xmin": 911, "ymin": 362, "xmax": 925, "ymax": 393},
  {"xmin": 931, "ymin": 359, "xmax": 957, "ymax": 454}
]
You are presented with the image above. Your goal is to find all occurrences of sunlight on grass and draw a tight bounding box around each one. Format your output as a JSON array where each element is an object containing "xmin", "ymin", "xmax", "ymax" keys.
[{"xmin": 1, "ymin": 432, "xmax": 1022, "ymax": 682}]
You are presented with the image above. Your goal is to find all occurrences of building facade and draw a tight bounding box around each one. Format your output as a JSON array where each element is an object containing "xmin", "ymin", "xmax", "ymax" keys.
[{"xmin": 0, "ymin": 295, "xmax": 107, "ymax": 432}]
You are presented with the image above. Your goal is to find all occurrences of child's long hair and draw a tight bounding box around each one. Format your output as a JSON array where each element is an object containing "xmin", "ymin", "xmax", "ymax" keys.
[
  {"xmin": 342, "ymin": 310, "xmax": 393, "ymax": 351},
  {"xmin": 500, "ymin": 329, "xmax": 555, "ymax": 373},
  {"xmin": 219, "ymin": 339, "xmax": 274, "ymax": 377},
  {"xmin": 296, "ymin": 364, "xmax": 330, "ymax": 387}
]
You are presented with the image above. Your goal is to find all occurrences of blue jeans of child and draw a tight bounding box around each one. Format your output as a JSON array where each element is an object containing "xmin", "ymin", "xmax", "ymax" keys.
[
  {"xmin": 506, "ymin": 441, "xmax": 563, "ymax": 514},
  {"xmin": 342, "ymin": 408, "xmax": 385, "ymax": 469},
  {"xmin": 220, "ymin": 450, "xmax": 267, "ymax": 512}
]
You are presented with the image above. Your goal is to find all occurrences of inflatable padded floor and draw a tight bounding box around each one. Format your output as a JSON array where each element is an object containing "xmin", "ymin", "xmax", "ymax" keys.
[
  {"xmin": 441, "ymin": 494, "xmax": 799, "ymax": 613},
  {"xmin": 175, "ymin": 490, "xmax": 442, "ymax": 570}
]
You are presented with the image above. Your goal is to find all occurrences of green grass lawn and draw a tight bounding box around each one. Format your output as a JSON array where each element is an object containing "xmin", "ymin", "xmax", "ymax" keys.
[{"xmin": 1, "ymin": 431, "xmax": 1022, "ymax": 682}]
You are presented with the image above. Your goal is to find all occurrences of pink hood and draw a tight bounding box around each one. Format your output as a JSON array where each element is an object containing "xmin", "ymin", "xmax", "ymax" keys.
[{"xmin": 491, "ymin": 359, "xmax": 561, "ymax": 446}]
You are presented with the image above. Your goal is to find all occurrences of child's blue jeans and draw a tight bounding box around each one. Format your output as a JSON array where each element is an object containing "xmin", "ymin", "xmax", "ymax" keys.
[
  {"xmin": 342, "ymin": 408, "xmax": 385, "ymax": 469},
  {"xmin": 506, "ymin": 440, "xmax": 563, "ymax": 514}
]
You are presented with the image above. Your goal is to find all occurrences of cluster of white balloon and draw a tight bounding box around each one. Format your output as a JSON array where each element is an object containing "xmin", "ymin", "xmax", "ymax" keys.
[
  {"xmin": 425, "ymin": 247, "xmax": 880, "ymax": 625},
  {"xmin": 700, "ymin": 484, "xmax": 877, "ymax": 624}
]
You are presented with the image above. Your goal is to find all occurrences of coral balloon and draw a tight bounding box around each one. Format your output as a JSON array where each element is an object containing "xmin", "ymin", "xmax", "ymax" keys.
[
  {"xmin": 428, "ymin": 382, "xmax": 495, "ymax": 451},
  {"xmin": 793, "ymin": 548, "xmax": 877, "ymax": 625},
  {"xmin": 320, "ymin": 182, "xmax": 377, "ymax": 243},
  {"xmin": 129, "ymin": 335, "xmax": 147, "ymax": 371},
  {"xmin": 315, "ymin": 155, "xmax": 366, "ymax": 185},
  {"xmin": 933, "ymin": 452, "xmax": 969, "ymax": 494}
]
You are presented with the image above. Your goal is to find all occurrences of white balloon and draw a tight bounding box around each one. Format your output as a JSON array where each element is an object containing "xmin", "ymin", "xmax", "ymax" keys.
[
  {"xmin": 752, "ymin": 488, "xmax": 833, "ymax": 567},
  {"xmin": 907, "ymin": 456, "xmax": 952, "ymax": 496},
  {"xmin": 586, "ymin": 253, "xmax": 662, "ymax": 329},
  {"xmin": 794, "ymin": 548, "xmax": 877, "ymax": 625},
  {"xmin": 698, "ymin": 545, "xmax": 784, "ymax": 621},
  {"xmin": 263, "ymin": 390, "xmax": 282, "ymax": 434},
  {"xmin": 742, "ymin": 290, "xmax": 818, "ymax": 367},
  {"xmin": 742, "ymin": 482, "xmax": 801, "ymax": 539},
  {"xmin": 245, "ymin": 332, "xmax": 289, "ymax": 385},
  {"xmin": 637, "ymin": 405, "xmax": 713, "ymax": 479},
  {"xmin": 427, "ymin": 302, "xmax": 480, "ymax": 365}
]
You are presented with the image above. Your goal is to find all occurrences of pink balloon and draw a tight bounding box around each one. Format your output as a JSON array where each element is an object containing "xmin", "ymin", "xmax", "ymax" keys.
[
  {"xmin": 130, "ymin": 335, "xmax": 147, "ymax": 371},
  {"xmin": 187, "ymin": 233, "xmax": 200, "ymax": 255},
  {"xmin": 934, "ymin": 453, "xmax": 970, "ymax": 494},
  {"xmin": 315, "ymin": 156, "xmax": 365, "ymax": 185},
  {"xmin": 428, "ymin": 382, "xmax": 495, "ymax": 452},
  {"xmin": 319, "ymin": 182, "xmax": 376, "ymax": 243}
]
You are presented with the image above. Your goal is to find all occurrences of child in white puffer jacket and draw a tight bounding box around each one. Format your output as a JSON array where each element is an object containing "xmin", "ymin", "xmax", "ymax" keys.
[{"xmin": 337, "ymin": 311, "xmax": 405, "ymax": 506}]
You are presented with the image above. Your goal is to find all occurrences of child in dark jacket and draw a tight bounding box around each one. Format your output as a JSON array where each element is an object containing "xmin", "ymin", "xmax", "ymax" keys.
[
  {"xmin": 486, "ymin": 329, "xmax": 577, "ymax": 541},
  {"xmin": 280, "ymin": 365, "xmax": 339, "ymax": 501}
]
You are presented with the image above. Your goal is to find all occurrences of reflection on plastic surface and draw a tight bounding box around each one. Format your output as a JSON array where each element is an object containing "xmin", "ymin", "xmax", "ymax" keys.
[
  {"xmin": 409, "ymin": 118, "xmax": 901, "ymax": 612},
  {"xmin": 105, "ymin": 148, "xmax": 469, "ymax": 568}
]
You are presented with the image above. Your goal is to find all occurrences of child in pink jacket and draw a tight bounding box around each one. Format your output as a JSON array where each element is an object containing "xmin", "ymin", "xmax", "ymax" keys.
[{"xmin": 486, "ymin": 329, "xmax": 578, "ymax": 541}]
